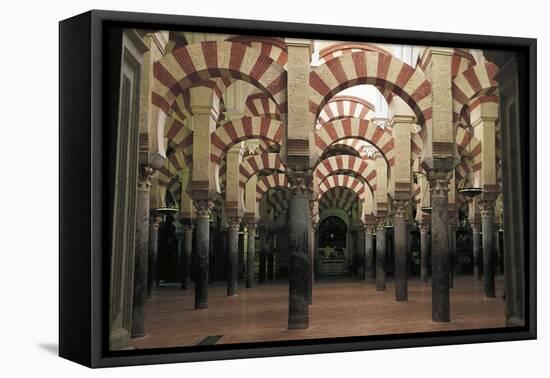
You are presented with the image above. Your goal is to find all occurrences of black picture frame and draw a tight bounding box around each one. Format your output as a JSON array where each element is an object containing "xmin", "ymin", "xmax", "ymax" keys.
[{"xmin": 59, "ymin": 9, "xmax": 537, "ymax": 368}]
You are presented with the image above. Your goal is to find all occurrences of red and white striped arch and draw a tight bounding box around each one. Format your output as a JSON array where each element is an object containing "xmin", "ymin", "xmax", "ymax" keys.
[
  {"xmin": 152, "ymin": 41, "xmax": 287, "ymax": 119},
  {"xmin": 239, "ymin": 153, "xmax": 286, "ymax": 188},
  {"xmin": 454, "ymin": 127, "xmax": 482, "ymax": 183},
  {"xmin": 317, "ymin": 174, "xmax": 367, "ymax": 202},
  {"xmin": 315, "ymin": 118, "xmax": 395, "ymax": 166},
  {"xmin": 318, "ymin": 187, "xmax": 359, "ymax": 214},
  {"xmin": 314, "ymin": 155, "xmax": 377, "ymax": 191},
  {"xmin": 309, "ymin": 51, "xmax": 432, "ymax": 128},
  {"xmin": 245, "ymin": 92, "xmax": 282, "ymax": 120},
  {"xmin": 452, "ymin": 62, "xmax": 499, "ymax": 122},
  {"xmin": 318, "ymin": 42, "xmax": 392, "ymax": 64},
  {"xmin": 316, "ymin": 95, "xmax": 375, "ymax": 127},
  {"xmin": 164, "ymin": 118, "xmax": 193, "ymax": 164},
  {"xmin": 210, "ymin": 116, "xmax": 284, "ymax": 165},
  {"xmin": 256, "ymin": 173, "xmax": 289, "ymax": 202},
  {"xmin": 264, "ymin": 188, "xmax": 290, "ymax": 217},
  {"xmin": 225, "ymin": 36, "xmax": 288, "ymax": 67}
]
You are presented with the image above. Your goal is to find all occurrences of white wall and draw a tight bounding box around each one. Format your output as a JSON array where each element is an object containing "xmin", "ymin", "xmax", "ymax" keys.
[{"xmin": 1, "ymin": 0, "xmax": 546, "ymax": 376}]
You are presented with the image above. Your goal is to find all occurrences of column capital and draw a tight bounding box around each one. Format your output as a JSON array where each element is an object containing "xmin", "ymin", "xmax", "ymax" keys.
[
  {"xmin": 471, "ymin": 223, "xmax": 481, "ymax": 232},
  {"xmin": 427, "ymin": 170, "xmax": 452, "ymax": 198},
  {"xmin": 419, "ymin": 223, "xmax": 429, "ymax": 233},
  {"xmin": 227, "ymin": 216, "xmax": 242, "ymax": 231},
  {"xmin": 393, "ymin": 199, "xmax": 408, "ymax": 218},
  {"xmin": 287, "ymin": 168, "xmax": 314, "ymax": 197},
  {"xmin": 149, "ymin": 209, "xmax": 163, "ymax": 228},
  {"xmin": 478, "ymin": 199, "xmax": 496, "ymax": 217},
  {"xmin": 138, "ymin": 165, "xmax": 154, "ymax": 192},
  {"xmin": 376, "ymin": 217, "xmax": 386, "ymax": 230},
  {"xmin": 194, "ymin": 199, "xmax": 214, "ymax": 219}
]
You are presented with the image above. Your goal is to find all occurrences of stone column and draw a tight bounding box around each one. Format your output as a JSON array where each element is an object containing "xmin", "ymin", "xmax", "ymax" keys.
[
  {"xmin": 287, "ymin": 170, "xmax": 312, "ymax": 330},
  {"xmin": 376, "ymin": 218, "xmax": 386, "ymax": 291},
  {"xmin": 429, "ymin": 172, "xmax": 452, "ymax": 322},
  {"xmin": 194, "ymin": 199, "xmax": 213, "ymax": 309},
  {"xmin": 420, "ymin": 223, "xmax": 429, "ymax": 282},
  {"xmin": 494, "ymin": 226, "xmax": 501, "ymax": 275},
  {"xmin": 147, "ymin": 209, "xmax": 162, "ymax": 298},
  {"xmin": 472, "ymin": 223, "xmax": 482, "ymax": 281},
  {"xmin": 365, "ymin": 226, "xmax": 375, "ymax": 283},
  {"xmin": 267, "ymin": 230, "xmax": 275, "ymax": 280},
  {"xmin": 181, "ymin": 224, "xmax": 194, "ymax": 290},
  {"xmin": 448, "ymin": 218, "xmax": 457, "ymax": 289},
  {"xmin": 480, "ymin": 200, "xmax": 496, "ymax": 298},
  {"xmin": 393, "ymin": 201, "xmax": 408, "ymax": 301},
  {"xmin": 356, "ymin": 224, "xmax": 366, "ymax": 280},
  {"xmin": 307, "ymin": 211, "xmax": 318, "ymax": 305},
  {"xmin": 226, "ymin": 217, "xmax": 241, "ymax": 296},
  {"xmin": 246, "ymin": 223, "xmax": 257, "ymax": 288},
  {"xmin": 131, "ymin": 166, "xmax": 153, "ymax": 338},
  {"xmin": 258, "ymin": 226, "xmax": 268, "ymax": 283}
]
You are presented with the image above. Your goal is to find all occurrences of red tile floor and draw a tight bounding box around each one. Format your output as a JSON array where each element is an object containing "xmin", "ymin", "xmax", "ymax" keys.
[{"xmin": 129, "ymin": 275, "xmax": 507, "ymax": 349}]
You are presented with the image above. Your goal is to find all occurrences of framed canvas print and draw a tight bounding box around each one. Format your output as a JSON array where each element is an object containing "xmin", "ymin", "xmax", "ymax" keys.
[{"xmin": 59, "ymin": 10, "xmax": 536, "ymax": 368}]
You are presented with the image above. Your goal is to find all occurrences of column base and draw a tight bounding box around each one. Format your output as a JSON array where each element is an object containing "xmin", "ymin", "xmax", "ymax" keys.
[
  {"xmin": 194, "ymin": 303, "xmax": 208, "ymax": 310},
  {"xmin": 288, "ymin": 320, "xmax": 309, "ymax": 330}
]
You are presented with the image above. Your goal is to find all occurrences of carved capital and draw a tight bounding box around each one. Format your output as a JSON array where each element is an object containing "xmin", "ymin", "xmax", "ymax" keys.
[
  {"xmin": 194, "ymin": 199, "xmax": 213, "ymax": 219},
  {"xmin": 149, "ymin": 209, "xmax": 162, "ymax": 230},
  {"xmin": 287, "ymin": 168, "xmax": 313, "ymax": 197},
  {"xmin": 227, "ymin": 216, "xmax": 241, "ymax": 231},
  {"xmin": 138, "ymin": 165, "xmax": 154, "ymax": 192},
  {"xmin": 393, "ymin": 200, "xmax": 408, "ymax": 218},
  {"xmin": 376, "ymin": 217, "xmax": 386, "ymax": 230},
  {"xmin": 471, "ymin": 223, "xmax": 481, "ymax": 233},
  {"xmin": 478, "ymin": 199, "xmax": 495, "ymax": 218},
  {"xmin": 246, "ymin": 223, "xmax": 257, "ymax": 234},
  {"xmin": 428, "ymin": 170, "xmax": 452, "ymax": 199},
  {"xmin": 419, "ymin": 223, "xmax": 429, "ymax": 233}
]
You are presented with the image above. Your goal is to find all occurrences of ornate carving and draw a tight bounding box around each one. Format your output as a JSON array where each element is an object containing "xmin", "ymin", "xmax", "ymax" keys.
[
  {"xmin": 138, "ymin": 165, "xmax": 154, "ymax": 192},
  {"xmin": 376, "ymin": 217, "xmax": 386, "ymax": 231},
  {"xmin": 428, "ymin": 176, "xmax": 451, "ymax": 198},
  {"xmin": 471, "ymin": 223, "xmax": 481, "ymax": 233},
  {"xmin": 393, "ymin": 200, "xmax": 408, "ymax": 218},
  {"xmin": 478, "ymin": 199, "xmax": 495, "ymax": 218},
  {"xmin": 149, "ymin": 209, "xmax": 162, "ymax": 230},
  {"xmin": 246, "ymin": 223, "xmax": 257, "ymax": 234},
  {"xmin": 419, "ymin": 223, "xmax": 429, "ymax": 233},
  {"xmin": 287, "ymin": 168, "xmax": 313, "ymax": 197},
  {"xmin": 194, "ymin": 199, "xmax": 213, "ymax": 219},
  {"xmin": 227, "ymin": 217, "xmax": 241, "ymax": 231}
]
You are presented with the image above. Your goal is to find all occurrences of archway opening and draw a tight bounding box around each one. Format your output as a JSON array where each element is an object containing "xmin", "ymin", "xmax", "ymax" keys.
[{"xmin": 317, "ymin": 216, "xmax": 348, "ymax": 277}]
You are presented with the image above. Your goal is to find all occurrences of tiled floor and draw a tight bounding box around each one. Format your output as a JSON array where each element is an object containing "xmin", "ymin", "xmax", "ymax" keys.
[{"xmin": 128, "ymin": 275, "xmax": 507, "ymax": 350}]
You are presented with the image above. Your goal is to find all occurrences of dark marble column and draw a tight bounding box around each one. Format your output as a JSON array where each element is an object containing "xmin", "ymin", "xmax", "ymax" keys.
[
  {"xmin": 393, "ymin": 201, "xmax": 408, "ymax": 301},
  {"xmin": 376, "ymin": 218, "xmax": 386, "ymax": 291},
  {"xmin": 429, "ymin": 172, "xmax": 451, "ymax": 322},
  {"xmin": 494, "ymin": 226, "xmax": 502, "ymax": 275},
  {"xmin": 287, "ymin": 170, "xmax": 312, "ymax": 330},
  {"xmin": 258, "ymin": 226, "xmax": 268, "ymax": 283},
  {"xmin": 131, "ymin": 166, "xmax": 153, "ymax": 338},
  {"xmin": 472, "ymin": 223, "xmax": 482, "ymax": 281},
  {"xmin": 356, "ymin": 224, "xmax": 366, "ymax": 281},
  {"xmin": 193, "ymin": 199, "xmax": 213, "ymax": 309},
  {"xmin": 226, "ymin": 217, "xmax": 241, "ymax": 296},
  {"xmin": 448, "ymin": 218, "xmax": 457, "ymax": 289},
  {"xmin": 365, "ymin": 226, "xmax": 375, "ymax": 283},
  {"xmin": 307, "ymin": 210, "xmax": 318, "ymax": 305},
  {"xmin": 420, "ymin": 223, "xmax": 429, "ymax": 282},
  {"xmin": 480, "ymin": 200, "xmax": 496, "ymax": 298},
  {"xmin": 246, "ymin": 223, "xmax": 257, "ymax": 288},
  {"xmin": 267, "ymin": 230, "xmax": 275, "ymax": 281},
  {"xmin": 181, "ymin": 224, "xmax": 194, "ymax": 290},
  {"xmin": 147, "ymin": 209, "xmax": 162, "ymax": 298}
]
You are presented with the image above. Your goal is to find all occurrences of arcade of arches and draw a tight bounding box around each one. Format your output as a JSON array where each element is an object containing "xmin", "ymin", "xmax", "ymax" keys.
[{"xmin": 109, "ymin": 29, "xmax": 526, "ymax": 350}]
